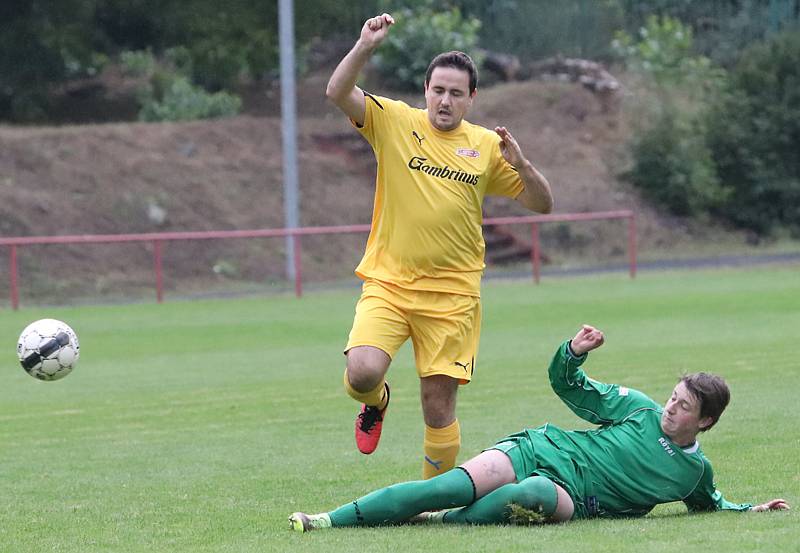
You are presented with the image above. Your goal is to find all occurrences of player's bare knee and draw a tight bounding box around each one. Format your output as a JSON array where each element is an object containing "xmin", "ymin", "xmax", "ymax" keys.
[
  {"xmin": 345, "ymin": 370, "xmax": 380, "ymax": 393},
  {"xmin": 346, "ymin": 346, "xmax": 390, "ymax": 391}
]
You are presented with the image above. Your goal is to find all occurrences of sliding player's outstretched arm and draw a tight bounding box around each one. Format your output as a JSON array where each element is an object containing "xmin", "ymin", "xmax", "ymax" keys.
[
  {"xmin": 548, "ymin": 325, "xmax": 659, "ymax": 425},
  {"xmin": 326, "ymin": 13, "xmax": 394, "ymax": 126},
  {"xmin": 751, "ymin": 499, "xmax": 790, "ymax": 512},
  {"xmin": 684, "ymin": 457, "xmax": 790, "ymax": 513}
]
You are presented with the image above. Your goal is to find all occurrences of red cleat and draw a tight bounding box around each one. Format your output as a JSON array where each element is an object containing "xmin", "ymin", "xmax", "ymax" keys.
[{"xmin": 355, "ymin": 383, "xmax": 390, "ymax": 454}]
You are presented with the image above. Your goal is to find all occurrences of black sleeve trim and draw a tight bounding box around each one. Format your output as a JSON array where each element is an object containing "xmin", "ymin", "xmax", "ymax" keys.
[{"xmin": 363, "ymin": 91, "xmax": 385, "ymax": 110}]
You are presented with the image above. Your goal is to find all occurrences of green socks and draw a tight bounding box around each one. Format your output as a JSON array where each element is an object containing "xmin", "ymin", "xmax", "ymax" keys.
[
  {"xmin": 328, "ymin": 467, "xmax": 475, "ymax": 527},
  {"xmin": 442, "ymin": 476, "xmax": 557, "ymax": 525},
  {"xmin": 325, "ymin": 471, "xmax": 557, "ymax": 527}
]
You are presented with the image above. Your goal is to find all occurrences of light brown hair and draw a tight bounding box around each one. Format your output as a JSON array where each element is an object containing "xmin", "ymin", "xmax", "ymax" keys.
[{"xmin": 681, "ymin": 373, "xmax": 730, "ymax": 431}]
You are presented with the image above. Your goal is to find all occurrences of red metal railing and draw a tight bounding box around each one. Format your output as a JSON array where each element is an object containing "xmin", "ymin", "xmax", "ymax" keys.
[{"xmin": 1, "ymin": 210, "xmax": 635, "ymax": 309}]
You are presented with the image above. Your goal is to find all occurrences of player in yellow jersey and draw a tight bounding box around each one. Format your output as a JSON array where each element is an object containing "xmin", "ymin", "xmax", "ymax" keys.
[{"xmin": 326, "ymin": 13, "xmax": 554, "ymax": 479}]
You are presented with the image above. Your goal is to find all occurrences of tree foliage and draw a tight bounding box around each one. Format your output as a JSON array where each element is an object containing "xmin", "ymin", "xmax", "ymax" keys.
[
  {"xmin": 372, "ymin": 3, "xmax": 481, "ymax": 91},
  {"xmin": 620, "ymin": 14, "xmax": 800, "ymax": 235},
  {"xmin": 0, "ymin": 0, "xmax": 341, "ymax": 121},
  {"xmin": 1, "ymin": 0, "xmax": 799, "ymax": 123},
  {"xmin": 617, "ymin": 0, "xmax": 800, "ymax": 66},
  {"xmin": 0, "ymin": 0, "xmax": 104, "ymax": 121},
  {"xmin": 706, "ymin": 29, "xmax": 800, "ymax": 234},
  {"xmin": 120, "ymin": 49, "xmax": 241, "ymax": 122},
  {"xmin": 616, "ymin": 16, "xmax": 729, "ymax": 217},
  {"xmin": 613, "ymin": 15, "xmax": 710, "ymax": 85},
  {"xmin": 466, "ymin": 0, "xmax": 626, "ymax": 61},
  {"xmin": 137, "ymin": 76, "xmax": 241, "ymax": 122},
  {"xmin": 628, "ymin": 109, "xmax": 727, "ymax": 217}
]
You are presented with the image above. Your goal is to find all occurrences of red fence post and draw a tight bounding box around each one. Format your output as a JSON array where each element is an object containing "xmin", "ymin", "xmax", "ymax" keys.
[
  {"xmin": 628, "ymin": 214, "xmax": 637, "ymax": 279},
  {"xmin": 9, "ymin": 245, "xmax": 19, "ymax": 310},
  {"xmin": 530, "ymin": 223, "xmax": 541, "ymax": 284},
  {"xmin": 293, "ymin": 235, "xmax": 303, "ymax": 298},
  {"xmin": 153, "ymin": 240, "xmax": 164, "ymax": 303}
]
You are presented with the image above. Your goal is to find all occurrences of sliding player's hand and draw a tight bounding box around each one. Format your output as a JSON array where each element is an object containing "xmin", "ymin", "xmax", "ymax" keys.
[
  {"xmin": 751, "ymin": 498, "xmax": 789, "ymax": 512},
  {"xmin": 570, "ymin": 325, "xmax": 605, "ymax": 356}
]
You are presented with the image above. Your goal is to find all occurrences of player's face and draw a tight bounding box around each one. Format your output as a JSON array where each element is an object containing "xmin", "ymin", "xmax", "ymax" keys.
[
  {"xmin": 424, "ymin": 66, "xmax": 475, "ymax": 131},
  {"xmin": 660, "ymin": 381, "xmax": 711, "ymax": 443}
]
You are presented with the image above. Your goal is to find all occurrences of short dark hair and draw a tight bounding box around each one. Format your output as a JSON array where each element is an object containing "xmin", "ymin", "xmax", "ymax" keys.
[
  {"xmin": 680, "ymin": 373, "xmax": 730, "ymax": 432},
  {"xmin": 425, "ymin": 51, "xmax": 478, "ymax": 94}
]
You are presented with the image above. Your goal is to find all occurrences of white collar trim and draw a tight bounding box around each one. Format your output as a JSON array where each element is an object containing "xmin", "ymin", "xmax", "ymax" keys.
[{"xmin": 682, "ymin": 441, "xmax": 700, "ymax": 454}]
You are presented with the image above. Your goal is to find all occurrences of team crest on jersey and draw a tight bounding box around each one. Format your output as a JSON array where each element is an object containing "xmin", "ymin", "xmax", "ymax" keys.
[{"xmin": 456, "ymin": 148, "xmax": 480, "ymax": 158}]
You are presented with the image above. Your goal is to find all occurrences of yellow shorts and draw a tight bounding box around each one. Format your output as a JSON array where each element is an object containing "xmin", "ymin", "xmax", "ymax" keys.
[{"xmin": 345, "ymin": 279, "xmax": 481, "ymax": 384}]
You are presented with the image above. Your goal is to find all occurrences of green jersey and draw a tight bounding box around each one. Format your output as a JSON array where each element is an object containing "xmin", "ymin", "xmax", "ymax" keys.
[{"xmin": 496, "ymin": 341, "xmax": 752, "ymax": 519}]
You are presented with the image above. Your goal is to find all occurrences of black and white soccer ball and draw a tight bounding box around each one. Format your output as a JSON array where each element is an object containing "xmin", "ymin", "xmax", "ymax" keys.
[{"xmin": 17, "ymin": 319, "xmax": 80, "ymax": 381}]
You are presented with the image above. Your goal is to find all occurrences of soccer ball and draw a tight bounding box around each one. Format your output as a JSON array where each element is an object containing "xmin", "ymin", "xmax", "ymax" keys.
[{"xmin": 17, "ymin": 319, "xmax": 80, "ymax": 381}]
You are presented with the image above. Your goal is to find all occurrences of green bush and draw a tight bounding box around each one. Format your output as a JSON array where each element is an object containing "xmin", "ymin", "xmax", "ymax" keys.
[
  {"xmin": 373, "ymin": 4, "xmax": 482, "ymax": 91},
  {"xmin": 628, "ymin": 108, "xmax": 727, "ymax": 216},
  {"xmin": 706, "ymin": 30, "xmax": 800, "ymax": 234},
  {"xmin": 613, "ymin": 15, "xmax": 694, "ymax": 83},
  {"xmin": 612, "ymin": 15, "xmax": 725, "ymax": 89},
  {"xmin": 617, "ymin": 15, "xmax": 729, "ymax": 219},
  {"xmin": 120, "ymin": 48, "xmax": 242, "ymax": 122},
  {"xmin": 120, "ymin": 49, "xmax": 156, "ymax": 77},
  {"xmin": 137, "ymin": 76, "xmax": 241, "ymax": 122}
]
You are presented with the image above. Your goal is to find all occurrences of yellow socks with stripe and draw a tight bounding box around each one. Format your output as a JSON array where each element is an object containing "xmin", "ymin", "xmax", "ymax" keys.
[
  {"xmin": 343, "ymin": 370, "xmax": 388, "ymax": 409},
  {"xmin": 422, "ymin": 419, "xmax": 461, "ymax": 479}
]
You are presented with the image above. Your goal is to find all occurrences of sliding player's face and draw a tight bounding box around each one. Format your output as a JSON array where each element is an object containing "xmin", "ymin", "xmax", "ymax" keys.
[
  {"xmin": 424, "ymin": 66, "xmax": 474, "ymax": 131},
  {"xmin": 660, "ymin": 381, "xmax": 711, "ymax": 440}
]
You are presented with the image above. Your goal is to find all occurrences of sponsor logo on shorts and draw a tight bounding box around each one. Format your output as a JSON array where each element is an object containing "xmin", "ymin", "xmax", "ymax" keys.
[{"xmin": 453, "ymin": 360, "xmax": 471, "ymax": 373}]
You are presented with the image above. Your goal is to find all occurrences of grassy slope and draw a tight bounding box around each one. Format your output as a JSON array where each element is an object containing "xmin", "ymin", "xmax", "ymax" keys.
[{"xmin": 0, "ymin": 265, "xmax": 798, "ymax": 552}]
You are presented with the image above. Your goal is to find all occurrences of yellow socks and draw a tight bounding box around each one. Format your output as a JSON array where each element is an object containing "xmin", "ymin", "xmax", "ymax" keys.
[
  {"xmin": 343, "ymin": 369, "xmax": 459, "ymax": 477},
  {"xmin": 343, "ymin": 370, "xmax": 388, "ymax": 409},
  {"xmin": 422, "ymin": 419, "xmax": 461, "ymax": 479}
]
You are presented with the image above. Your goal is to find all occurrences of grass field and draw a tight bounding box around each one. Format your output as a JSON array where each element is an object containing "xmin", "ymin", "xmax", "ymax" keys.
[{"xmin": 1, "ymin": 266, "xmax": 798, "ymax": 552}]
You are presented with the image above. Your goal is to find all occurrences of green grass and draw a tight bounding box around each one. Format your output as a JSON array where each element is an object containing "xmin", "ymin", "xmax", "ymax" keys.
[{"xmin": 1, "ymin": 266, "xmax": 798, "ymax": 552}]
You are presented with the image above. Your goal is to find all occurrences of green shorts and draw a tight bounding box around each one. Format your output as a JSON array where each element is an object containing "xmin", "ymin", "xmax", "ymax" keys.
[
  {"xmin": 489, "ymin": 440, "xmax": 530, "ymax": 480},
  {"xmin": 486, "ymin": 433, "xmax": 589, "ymax": 519}
]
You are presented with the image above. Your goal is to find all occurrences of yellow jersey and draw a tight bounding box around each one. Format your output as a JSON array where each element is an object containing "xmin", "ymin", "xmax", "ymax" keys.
[{"xmin": 353, "ymin": 93, "xmax": 524, "ymax": 296}]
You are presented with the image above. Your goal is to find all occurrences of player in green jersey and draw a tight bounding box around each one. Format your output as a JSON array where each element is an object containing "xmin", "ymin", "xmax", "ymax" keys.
[{"xmin": 289, "ymin": 324, "xmax": 789, "ymax": 531}]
